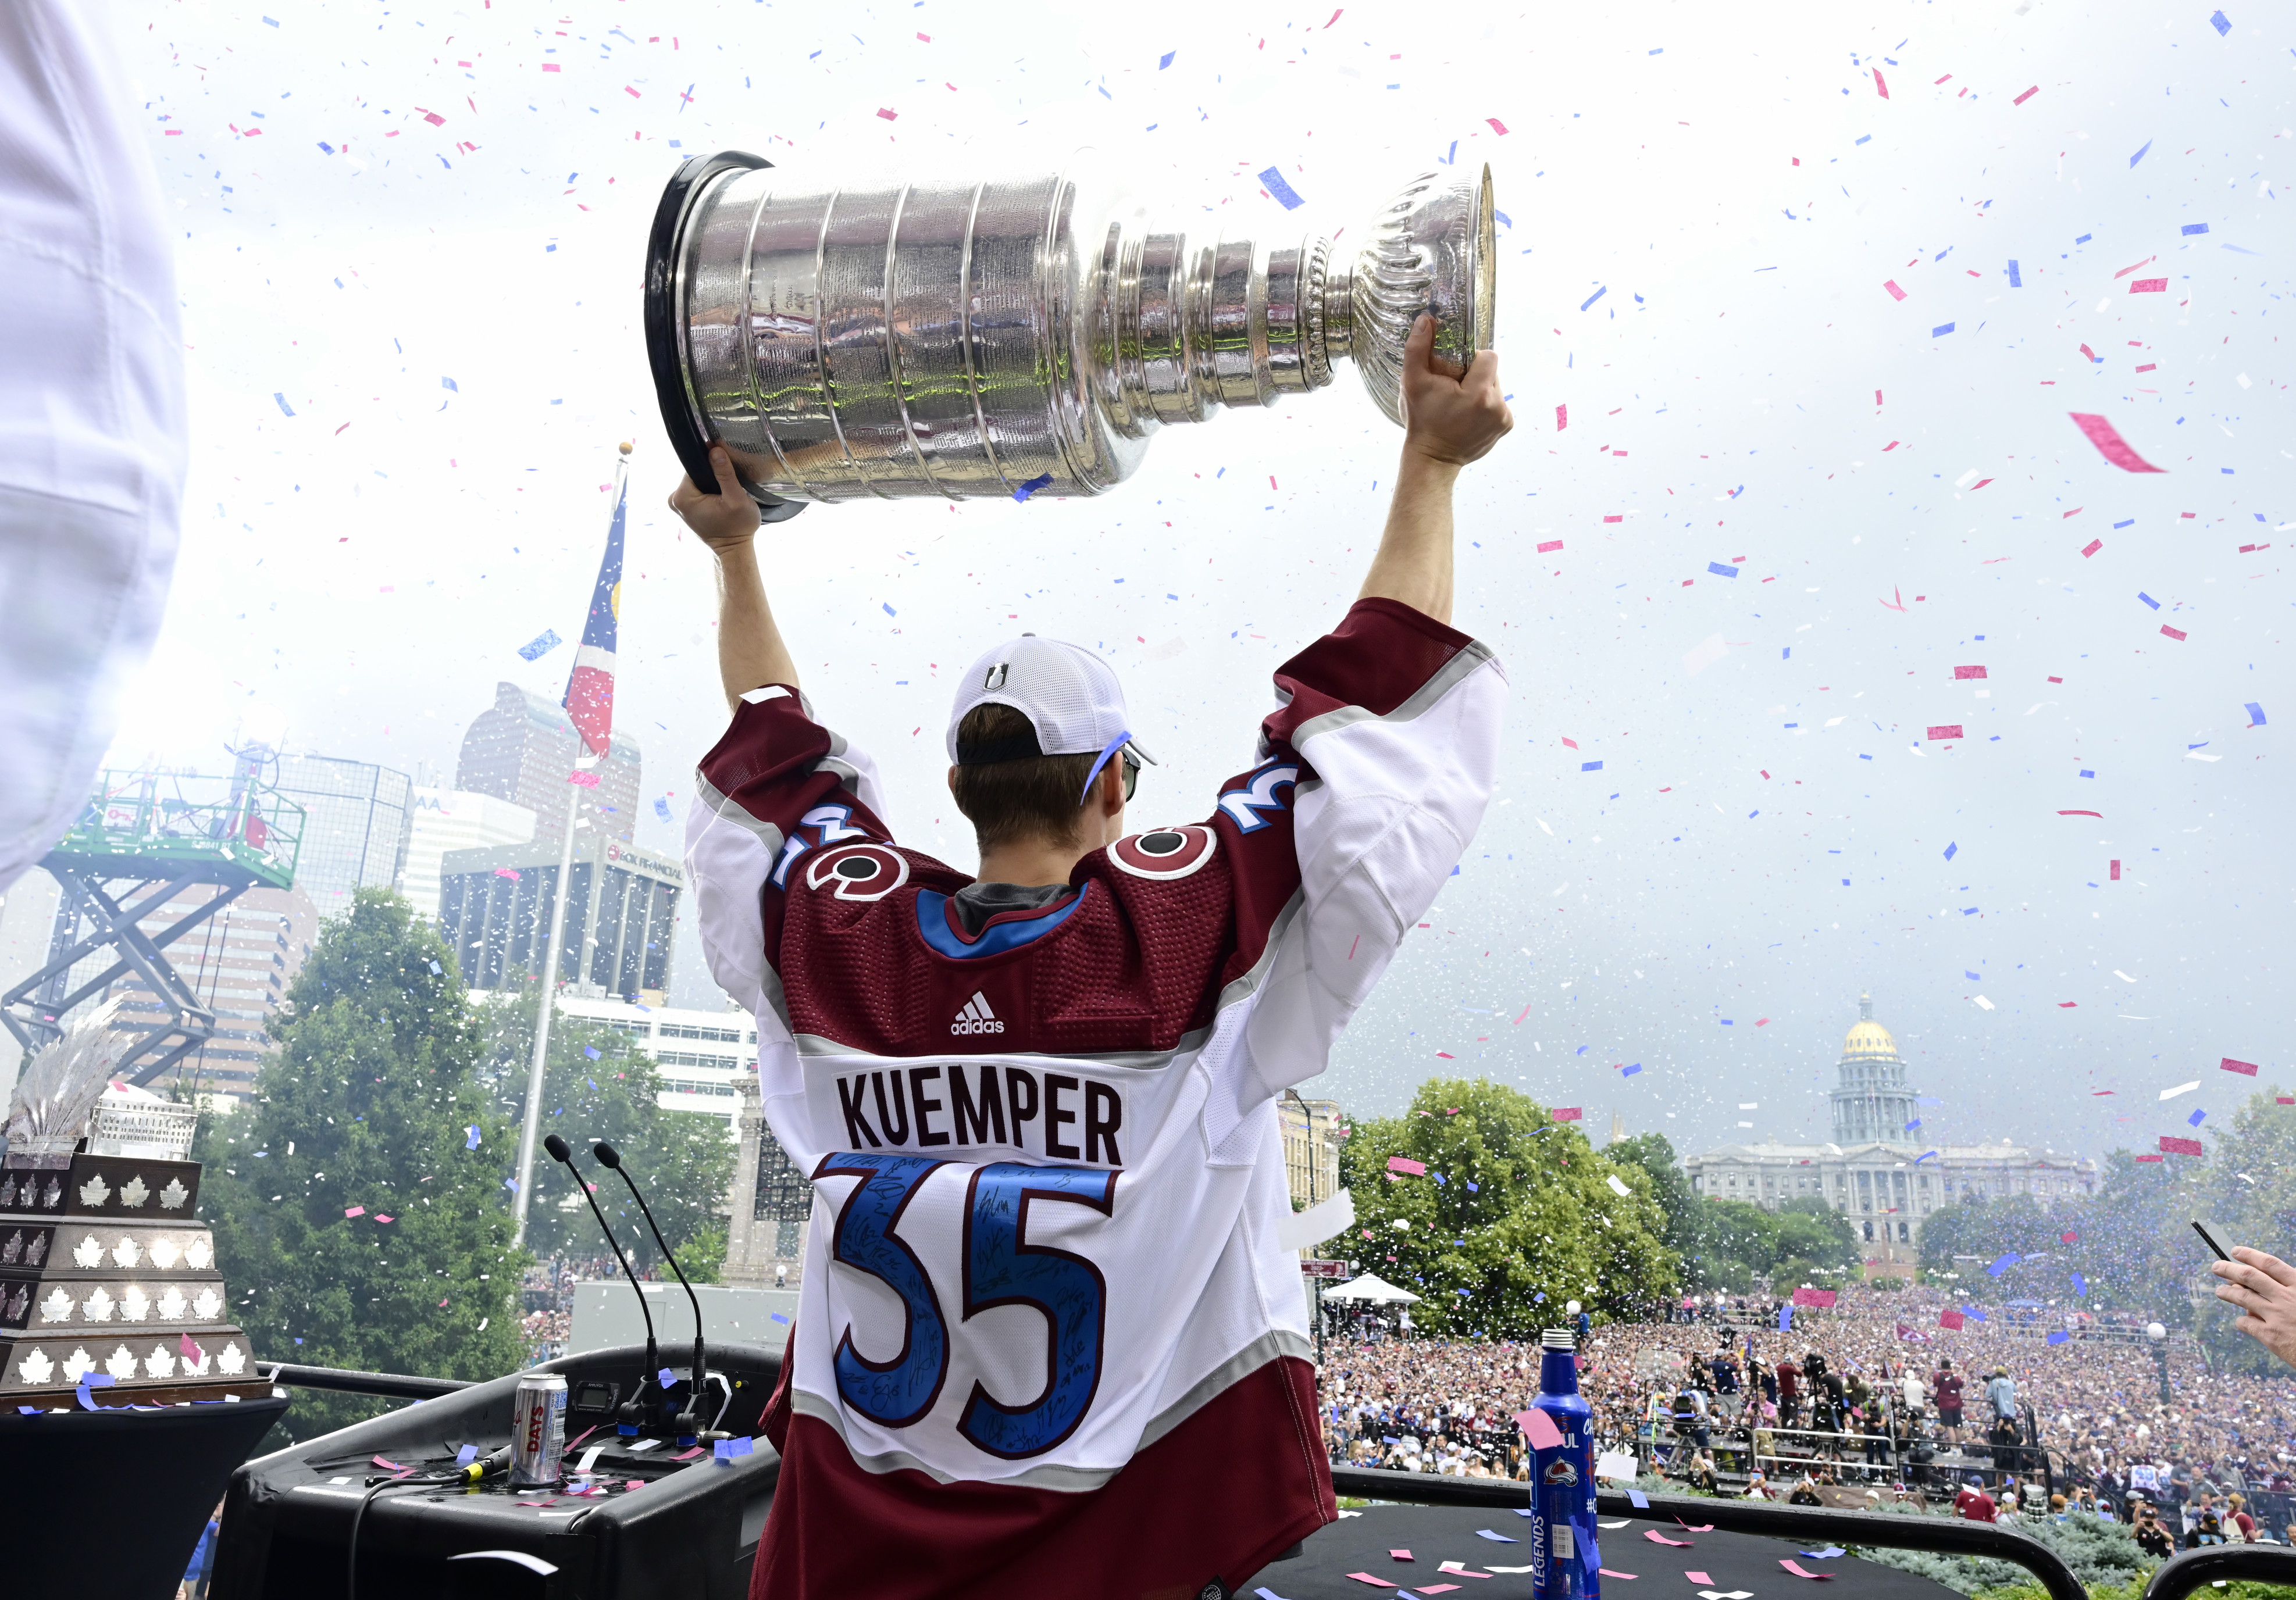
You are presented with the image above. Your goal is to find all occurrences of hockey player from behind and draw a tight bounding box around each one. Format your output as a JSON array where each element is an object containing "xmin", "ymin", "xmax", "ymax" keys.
[{"xmin": 672, "ymin": 313, "xmax": 1513, "ymax": 1600}]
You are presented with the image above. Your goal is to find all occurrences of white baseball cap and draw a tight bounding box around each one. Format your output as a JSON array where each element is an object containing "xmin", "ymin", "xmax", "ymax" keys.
[{"xmin": 946, "ymin": 634, "xmax": 1157, "ymax": 802}]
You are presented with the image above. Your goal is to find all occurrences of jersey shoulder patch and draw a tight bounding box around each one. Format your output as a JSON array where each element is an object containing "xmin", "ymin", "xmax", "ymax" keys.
[{"xmin": 1107, "ymin": 825, "xmax": 1219, "ymax": 881}]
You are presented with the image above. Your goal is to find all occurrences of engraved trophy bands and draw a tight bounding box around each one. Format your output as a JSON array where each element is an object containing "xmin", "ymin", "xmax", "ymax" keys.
[{"xmin": 643, "ymin": 151, "xmax": 1496, "ymax": 516}]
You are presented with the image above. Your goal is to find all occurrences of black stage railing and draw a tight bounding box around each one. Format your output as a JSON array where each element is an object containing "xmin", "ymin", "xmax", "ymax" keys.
[
  {"xmin": 2140, "ymin": 1544, "xmax": 2296, "ymax": 1600},
  {"xmin": 1329, "ymin": 1467, "xmax": 2088, "ymax": 1600}
]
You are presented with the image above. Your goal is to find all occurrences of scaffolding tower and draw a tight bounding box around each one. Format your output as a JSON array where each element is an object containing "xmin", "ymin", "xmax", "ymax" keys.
[{"xmin": 2, "ymin": 755, "xmax": 303, "ymax": 1088}]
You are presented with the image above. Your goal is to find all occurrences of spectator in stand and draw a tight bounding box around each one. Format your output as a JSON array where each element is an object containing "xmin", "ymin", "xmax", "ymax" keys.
[
  {"xmin": 1776, "ymin": 1353, "xmax": 1802, "ymax": 1427},
  {"xmin": 2226, "ymin": 1492, "xmax": 2258, "ymax": 1544},
  {"xmin": 2133, "ymin": 1503, "xmax": 2176, "ymax": 1559},
  {"xmin": 1956, "ymin": 1476, "xmax": 1998, "ymax": 1522},
  {"xmin": 1986, "ymin": 1367, "xmax": 2019, "ymax": 1426},
  {"xmin": 2186, "ymin": 1492, "xmax": 2226, "ymax": 1548},
  {"xmin": 2215, "ymin": 1247, "xmax": 2296, "ymax": 1369},
  {"xmin": 1789, "ymin": 1476, "xmax": 1823, "ymax": 1507},
  {"xmin": 1712, "ymin": 1345, "xmax": 1739, "ymax": 1398},
  {"xmin": 1744, "ymin": 1469, "xmax": 1776, "ymax": 1501},
  {"xmin": 1932, "ymin": 1358, "xmax": 1965, "ymax": 1444}
]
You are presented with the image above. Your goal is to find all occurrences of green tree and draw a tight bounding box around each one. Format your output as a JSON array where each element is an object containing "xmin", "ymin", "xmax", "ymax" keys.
[
  {"xmin": 194, "ymin": 889, "xmax": 529, "ymax": 1444},
  {"xmin": 1337, "ymin": 1078, "xmax": 1680, "ymax": 1335},
  {"xmin": 475, "ymin": 995, "xmax": 735, "ymax": 1277},
  {"xmin": 1697, "ymin": 1198, "xmax": 1781, "ymax": 1289},
  {"xmin": 1772, "ymin": 1195, "xmax": 1860, "ymax": 1273}
]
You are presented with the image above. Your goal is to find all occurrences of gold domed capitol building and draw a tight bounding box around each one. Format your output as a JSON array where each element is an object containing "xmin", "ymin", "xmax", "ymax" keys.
[{"xmin": 1681, "ymin": 994, "xmax": 2098, "ymax": 1275}]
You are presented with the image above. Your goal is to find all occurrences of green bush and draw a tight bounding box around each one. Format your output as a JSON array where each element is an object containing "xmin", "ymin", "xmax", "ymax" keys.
[{"xmin": 1852, "ymin": 1506, "xmax": 2150, "ymax": 1597}]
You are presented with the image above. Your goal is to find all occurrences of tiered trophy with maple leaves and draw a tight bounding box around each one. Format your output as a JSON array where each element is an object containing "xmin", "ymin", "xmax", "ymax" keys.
[{"xmin": 0, "ymin": 1005, "xmax": 263, "ymax": 1407}]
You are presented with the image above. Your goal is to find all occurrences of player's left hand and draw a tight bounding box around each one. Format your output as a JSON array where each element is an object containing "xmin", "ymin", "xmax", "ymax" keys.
[
  {"xmin": 668, "ymin": 444, "xmax": 762, "ymax": 553},
  {"xmin": 1400, "ymin": 313, "xmax": 1511, "ymax": 467}
]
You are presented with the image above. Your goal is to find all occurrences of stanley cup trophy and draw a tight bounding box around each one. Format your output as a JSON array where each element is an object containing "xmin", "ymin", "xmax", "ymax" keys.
[{"xmin": 644, "ymin": 151, "xmax": 1495, "ymax": 517}]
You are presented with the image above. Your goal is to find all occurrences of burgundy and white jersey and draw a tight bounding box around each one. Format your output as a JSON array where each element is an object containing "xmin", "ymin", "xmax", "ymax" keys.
[{"xmin": 687, "ymin": 598, "xmax": 1504, "ymax": 1599}]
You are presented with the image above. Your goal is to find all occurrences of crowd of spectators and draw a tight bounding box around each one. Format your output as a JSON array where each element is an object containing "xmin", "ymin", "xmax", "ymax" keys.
[{"xmin": 1315, "ymin": 1281, "xmax": 2296, "ymax": 1546}]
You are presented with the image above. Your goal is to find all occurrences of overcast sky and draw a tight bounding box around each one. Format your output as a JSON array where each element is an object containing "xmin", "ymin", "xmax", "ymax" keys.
[{"xmin": 94, "ymin": 0, "xmax": 2291, "ymax": 1163}]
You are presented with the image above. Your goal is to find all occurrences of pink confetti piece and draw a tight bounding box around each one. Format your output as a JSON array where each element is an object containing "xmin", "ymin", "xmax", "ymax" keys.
[
  {"xmin": 1538, "ymin": 540, "xmax": 1564, "ymax": 553},
  {"xmin": 375, "ymin": 1215, "xmax": 394, "ymax": 1224},
  {"xmin": 1552, "ymin": 1107, "xmax": 1582, "ymax": 1122},
  {"xmin": 1517, "ymin": 1408, "xmax": 1566, "ymax": 1450},
  {"xmin": 1486, "ymin": 117, "xmax": 1509, "ymax": 134},
  {"xmin": 1883, "ymin": 280, "xmax": 1906, "ymax": 301},
  {"xmin": 543, "ymin": 63, "xmax": 561, "ymax": 72},
  {"xmin": 1873, "ymin": 69, "xmax": 1889, "ymax": 98},
  {"xmin": 671, "ymin": 1446, "xmax": 705, "ymax": 1460},
  {"xmin": 1418, "ymin": 1588, "xmax": 1463, "ymax": 1595},
  {"xmin": 1600, "ymin": 1572, "xmax": 1639, "ymax": 1580},
  {"xmin": 1676, "ymin": 1522, "xmax": 1715, "ymax": 1532},
  {"xmin": 2081, "ymin": 540, "xmax": 2103, "ymax": 557},
  {"xmin": 1349, "ymin": 1577, "xmax": 1394, "ymax": 1589},
  {"xmin": 2222, "ymin": 1058, "xmax": 2259, "ymax": 1076},
  {"xmin": 875, "ymin": 107, "xmax": 899, "ymax": 121},
  {"xmin": 344, "ymin": 1206, "xmax": 365, "ymax": 1218},
  {"xmin": 422, "ymin": 110, "xmax": 445, "ymax": 126},
  {"xmin": 1953, "ymin": 665, "xmax": 1988, "ymax": 680},
  {"xmin": 1645, "ymin": 1531, "xmax": 1695, "ymax": 1548},
  {"xmin": 2131, "ymin": 278, "xmax": 2167, "ymax": 293},
  {"xmin": 2014, "ymin": 85, "xmax": 2039, "ymax": 105},
  {"xmin": 1781, "ymin": 1562, "xmax": 1835, "ymax": 1580},
  {"xmin": 1555, "ymin": 403, "xmax": 1568, "ymax": 431},
  {"xmin": 1926, "ymin": 725, "xmax": 1965, "ymax": 741},
  {"xmin": 2161, "ymin": 625, "xmax": 2187, "ymax": 641},
  {"xmin": 2161, "ymin": 1135, "xmax": 2204, "ymax": 1156},
  {"xmin": 1392, "ymin": 1548, "xmax": 1416, "ymax": 1560},
  {"xmin": 625, "ymin": 1478, "xmax": 646, "ymax": 1490},
  {"xmin": 179, "ymin": 1334, "xmax": 205, "ymax": 1360},
  {"xmin": 2067, "ymin": 412, "xmax": 2165, "ymax": 473},
  {"xmin": 373, "ymin": 1455, "xmax": 408, "ymax": 1470},
  {"xmin": 2058, "ymin": 809, "xmax": 2103, "ymax": 817},
  {"xmin": 1688, "ymin": 1574, "xmax": 1714, "ymax": 1585},
  {"xmin": 1386, "ymin": 1156, "xmax": 1427, "ymax": 1176}
]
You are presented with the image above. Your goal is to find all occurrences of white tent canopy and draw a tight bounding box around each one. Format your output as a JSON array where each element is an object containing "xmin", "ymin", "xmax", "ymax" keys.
[{"xmin": 1320, "ymin": 1273, "xmax": 1421, "ymax": 1305}]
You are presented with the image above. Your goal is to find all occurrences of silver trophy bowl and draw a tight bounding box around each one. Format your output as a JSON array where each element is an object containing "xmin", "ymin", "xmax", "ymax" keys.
[{"xmin": 643, "ymin": 152, "xmax": 1495, "ymax": 516}]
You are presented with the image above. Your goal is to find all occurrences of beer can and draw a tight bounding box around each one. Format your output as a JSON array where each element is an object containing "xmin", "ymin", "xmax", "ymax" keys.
[{"xmin": 511, "ymin": 1373, "xmax": 569, "ymax": 1486}]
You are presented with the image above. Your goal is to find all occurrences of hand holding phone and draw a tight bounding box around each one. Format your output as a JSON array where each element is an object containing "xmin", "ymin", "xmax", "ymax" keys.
[{"xmin": 2192, "ymin": 1220, "xmax": 2234, "ymax": 1262}]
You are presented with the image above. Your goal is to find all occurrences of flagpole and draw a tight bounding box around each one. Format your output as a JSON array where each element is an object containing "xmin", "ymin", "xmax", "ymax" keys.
[{"xmin": 512, "ymin": 444, "xmax": 632, "ymax": 1246}]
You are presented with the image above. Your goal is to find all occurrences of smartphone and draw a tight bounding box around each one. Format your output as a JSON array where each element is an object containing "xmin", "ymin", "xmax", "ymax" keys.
[{"xmin": 2191, "ymin": 1219, "xmax": 2235, "ymax": 1262}]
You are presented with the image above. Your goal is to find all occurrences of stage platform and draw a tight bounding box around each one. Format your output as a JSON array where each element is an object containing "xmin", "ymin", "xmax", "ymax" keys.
[{"xmin": 1256, "ymin": 1500, "xmax": 1962, "ymax": 1599}]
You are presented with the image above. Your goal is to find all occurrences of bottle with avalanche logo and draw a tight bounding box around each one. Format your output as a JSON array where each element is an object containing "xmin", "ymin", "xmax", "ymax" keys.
[{"xmin": 1531, "ymin": 1326, "xmax": 1599, "ymax": 1600}]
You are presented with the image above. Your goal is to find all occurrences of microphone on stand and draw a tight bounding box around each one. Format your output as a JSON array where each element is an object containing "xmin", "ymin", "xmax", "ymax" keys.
[
  {"xmin": 592, "ymin": 1141, "xmax": 711, "ymax": 1441},
  {"xmin": 544, "ymin": 1133, "xmax": 657, "ymax": 1435}
]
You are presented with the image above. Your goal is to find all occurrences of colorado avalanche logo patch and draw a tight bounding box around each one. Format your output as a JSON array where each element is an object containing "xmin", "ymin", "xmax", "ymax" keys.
[
  {"xmin": 804, "ymin": 843, "xmax": 911, "ymax": 901},
  {"xmin": 1108, "ymin": 826, "xmax": 1217, "ymax": 881}
]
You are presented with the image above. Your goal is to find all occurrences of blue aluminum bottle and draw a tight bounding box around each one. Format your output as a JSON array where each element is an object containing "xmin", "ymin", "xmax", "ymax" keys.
[{"xmin": 1532, "ymin": 1327, "xmax": 1600, "ymax": 1600}]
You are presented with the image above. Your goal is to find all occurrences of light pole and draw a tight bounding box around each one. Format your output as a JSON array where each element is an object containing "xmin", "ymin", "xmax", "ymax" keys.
[{"xmin": 2145, "ymin": 1322, "xmax": 2171, "ymax": 1407}]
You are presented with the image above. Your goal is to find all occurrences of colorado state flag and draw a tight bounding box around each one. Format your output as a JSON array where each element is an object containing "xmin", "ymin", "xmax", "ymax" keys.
[{"xmin": 562, "ymin": 472, "xmax": 625, "ymax": 756}]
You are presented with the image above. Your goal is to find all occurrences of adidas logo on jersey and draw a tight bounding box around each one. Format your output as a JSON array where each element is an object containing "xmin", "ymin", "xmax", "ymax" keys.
[{"xmin": 950, "ymin": 991, "xmax": 1004, "ymax": 1036}]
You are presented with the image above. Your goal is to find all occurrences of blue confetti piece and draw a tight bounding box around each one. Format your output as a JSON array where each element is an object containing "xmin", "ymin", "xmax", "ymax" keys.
[
  {"xmin": 1257, "ymin": 167, "xmax": 1306, "ymax": 210},
  {"xmin": 1965, "ymin": 970, "xmax": 1981, "ymax": 980},
  {"xmin": 318, "ymin": 141, "xmax": 334, "ymax": 154},
  {"xmin": 1159, "ymin": 51, "xmax": 1175, "ymax": 69},
  {"xmin": 1987, "ymin": 1253, "xmax": 2019, "ymax": 1276},
  {"xmin": 2139, "ymin": 592, "xmax": 2160, "ymax": 610},
  {"xmin": 659, "ymin": 1367, "xmax": 676, "ymax": 1390},
  {"xmin": 1944, "ymin": 842, "xmax": 1959, "ymax": 860},
  {"xmin": 2071, "ymin": 1272, "xmax": 2089, "ymax": 1296},
  {"xmin": 1478, "ymin": 1529, "xmax": 1521, "ymax": 1542},
  {"xmin": 2115, "ymin": 519, "xmax": 2135, "ymax": 529},
  {"xmin": 518, "ymin": 628, "xmax": 562, "ymax": 661},
  {"xmin": 2183, "ymin": 222, "xmax": 2211, "ymax": 235},
  {"xmin": 771, "ymin": 1312, "xmax": 790, "ymax": 1324},
  {"xmin": 1802, "ymin": 1549, "xmax": 1848, "ymax": 1560},
  {"xmin": 2081, "ymin": 769, "xmax": 2095, "ymax": 778},
  {"xmin": 1580, "ymin": 760, "xmax": 1603, "ymax": 772},
  {"xmin": 2129, "ymin": 140, "xmax": 2152, "ymax": 168},
  {"xmin": 584, "ymin": 1046, "xmax": 601, "ymax": 1060},
  {"xmin": 1778, "ymin": 1305, "xmax": 1793, "ymax": 1330},
  {"xmin": 655, "ymin": 797, "xmax": 673, "ymax": 822},
  {"xmin": 882, "ymin": 602, "xmax": 897, "ymax": 616},
  {"xmin": 2209, "ymin": 9, "xmax": 2231, "ymax": 35},
  {"xmin": 2007, "ymin": 259, "xmax": 2022, "ymax": 287},
  {"xmin": 1963, "ymin": 1305, "xmax": 1988, "ymax": 1322},
  {"xmin": 2076, "ymin": 233, "xmax": 2092, "ymax": 244},
  {"xmin": 18, "ymin": 1406, "xmax": 41, "ymax": 1415},
  {"xmin": 1622, "ymin": 1063, "xmax": 1642, "ymax": 1077},
  {"xmin": 1256, "ymin": 1590, "xmax": 1294, "ymax": 1600},
  {"xmin": 1914, "ymin": 1150, "xmax": 1937, "ymax": 1163},
  {"xmin": 2047, "ymin": 1330, "xmax": 2071, "ymax": 1345},
  {"xmin": 466, "ymin": 1126, "xmax": 481, "ymax": 1150},
  {"xmin": 2247, "ymin": 702, "xmax": 2266, "ymax": 725},
  {"xmin": 1782, "ymin": 647, "xmax": 1791, "ymax": 659},
  {"xmin": 2188, "ymin": 1108, "xmax": 2207, "ymax": 1127},
  {"xmin": 441, "ymin": 376, "xmax": 459, "ymax": 392},
  {"xmin": 272, "ymin": 392, "xmax": 295, "ymax": 417},
  {"xmin": 1906, "ymin": 1119, "xmax": 1921, "ymax": 1130},
  {"xmin": 1580, "ymin": 285, "xmax": 1607, "ymax": 311},
  {"xmin": 1466, "ymin": 1179, "xmax": 1479, "ymax": 1191},
  {"xmin": 457, "ymin": 1444, "xmax": 479, "ymax": 1465},
  {"xmin": 1707, "ymin": 562, "xmax": 1738, "ymax": 578},
  {"xmin": 1495, "ymin": 210, "xmax": 1512, "ymax": 228},
  {"xmin": 1932, "ymin": 322, "xmax": 1955, "ymax": 337},
  {"xmin": 262, "ymin": 15, "xmax": 280, "ymax": 25},
  {"xmin": 1011, "ymin": 471, "xmax": 1055, "ymax": 503}
]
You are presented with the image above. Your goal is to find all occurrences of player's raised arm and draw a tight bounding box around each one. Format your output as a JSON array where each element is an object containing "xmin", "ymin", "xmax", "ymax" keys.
[
  {"xmin": 669, "ymin": 444, "xmax": 800, "ymax": 712},
  {"xmin": 1354, "ymin": 313, "xmax": 1513, "ymax": 627}
]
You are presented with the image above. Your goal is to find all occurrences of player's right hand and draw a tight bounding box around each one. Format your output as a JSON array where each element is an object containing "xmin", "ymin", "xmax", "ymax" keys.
[
  {"xmin": 668, "ymin": 444, "xmax": 762, "ymax": 552},
  {"xmin": 1399, "ymin": 313, "xmax": 1511, "ymax": 467}
]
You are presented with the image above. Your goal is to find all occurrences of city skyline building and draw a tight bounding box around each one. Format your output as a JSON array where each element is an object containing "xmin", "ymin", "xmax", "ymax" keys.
[
  {"xmin": 436, "ymin": 837, "xmax": 681, "ymax": 1003},
  {"xmin": 455, "ymin": 682, "xmax": 641, "ymax": 853},
  {"xmin": 269, "ymin": 752, "xmax": 413, "ymax": 917},
  {"xmin": 1683, "ymin": 994, "xmax": 2099, "ymax": 1277},
  {"xmin": 401, "ymin": 787, "xmax": 537, "ymax": 921}
]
